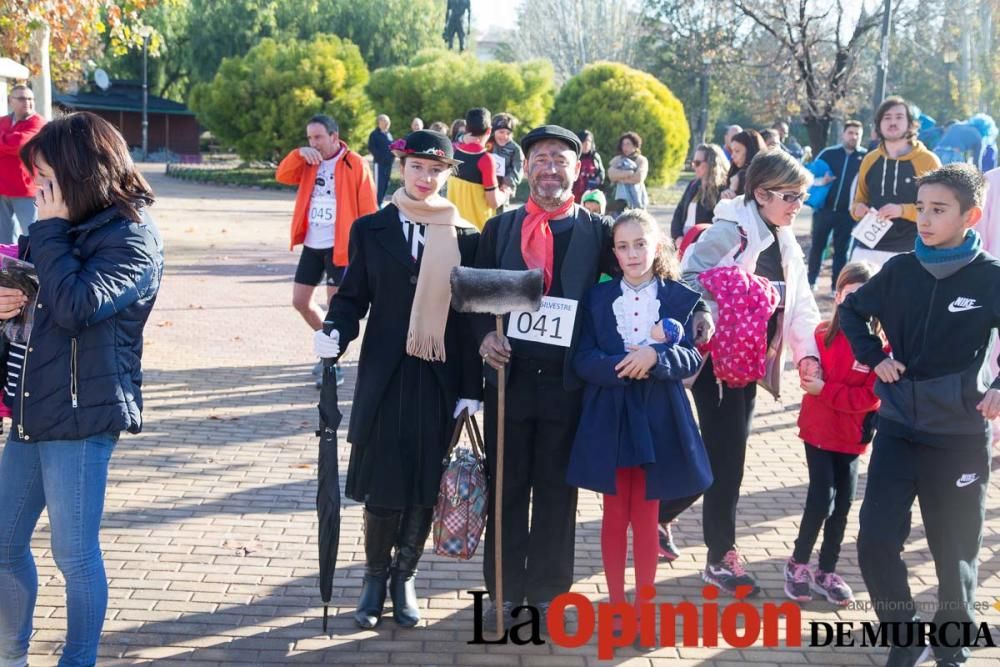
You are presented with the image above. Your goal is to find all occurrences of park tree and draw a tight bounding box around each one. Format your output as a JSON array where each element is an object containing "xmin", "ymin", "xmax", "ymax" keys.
[
  {"xmin": 183, "ymin": 0, "xmax": 446, "ymax": 86},
  {"xmin": 310, "ymin": 0, "xmax": 447, "ymax": 71},
  {"xmin": 0, "ymin": 0, "xmax": 159, "ymax": 88},
  {"xmin": 190, "ymin": 35, "xmax": 374, "ymax": 161},
  {"xmin": 548, "ymin": 62, "xmax": 689, "ymax": 186},
  {"xmin": 185, "ymin": 0, "xmax": 283, "ymax": 83},
  {"xmin": 499, "ymin": 0, "xmax": 644, "ymax": 83},
  {"xmin": 366, "ymin": 49, "xmax": 555, "ymax": 138},
  {"xmin": 641, "ymin": 0, "xmax": 748, "ymax": 151},
  {"xmin": 98, "ymin": 0, "xmax": 192, "ymax": 101},
  {"xmin": 728, "ymin": 0, "xmax": 885, "ymax": 154}
]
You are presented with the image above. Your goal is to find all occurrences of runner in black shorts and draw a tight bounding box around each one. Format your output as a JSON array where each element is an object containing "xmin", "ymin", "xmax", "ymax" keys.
[{"xmin": 275, "ymin": 114, "xmax": 378, "ymax": 387}]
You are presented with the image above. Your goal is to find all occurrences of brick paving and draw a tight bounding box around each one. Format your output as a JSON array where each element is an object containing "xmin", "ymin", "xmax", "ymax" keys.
[{"xmin": 12, "ymin": 166, "xmax": 1000, "ymax": 666}]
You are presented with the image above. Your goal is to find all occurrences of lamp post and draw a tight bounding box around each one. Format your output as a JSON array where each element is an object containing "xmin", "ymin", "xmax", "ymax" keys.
[
  {"xmin": 140, "ymin": 26, "xmax": 153, "ymax": 161},
  {"xmin": 691, "ymin": 52, "xmax": 713, "ymax": 161},
  {"xmin": 872, "ymin": 0, "xmax": 892, "ymax": 110},
  {"xmin": 942, "ymin": 49, "xmax": 958, "ymax": 117},
  {"xmin": 699, "ymin": 54, "xmax": 712, "ymax": 146}
]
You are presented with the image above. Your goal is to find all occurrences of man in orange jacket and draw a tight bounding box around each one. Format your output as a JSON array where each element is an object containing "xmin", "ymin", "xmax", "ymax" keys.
[{"xmin": 276, "ymin": 114, "xmax": 377, "ymax": 385}]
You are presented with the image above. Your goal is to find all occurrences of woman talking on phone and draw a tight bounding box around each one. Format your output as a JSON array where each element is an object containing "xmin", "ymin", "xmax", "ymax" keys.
[{"xmin": 0, "ymin": 112, "xmax": 163, "ymax": 667}]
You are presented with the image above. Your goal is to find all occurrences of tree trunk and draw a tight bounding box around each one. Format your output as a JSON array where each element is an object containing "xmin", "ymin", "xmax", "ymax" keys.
[{"xmin": 804, "ymin": 115, "xmax": 831, "ymax": 157}]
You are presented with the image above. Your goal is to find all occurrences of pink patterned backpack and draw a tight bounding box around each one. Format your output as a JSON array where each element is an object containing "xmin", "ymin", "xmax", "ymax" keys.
[
  {"xmin": 432, "ymin": 412, "xmax": 488, "ymax": 560},
  {"xmin": 700, "ymin": 265, "xmax": 781, "ymax": 389}
]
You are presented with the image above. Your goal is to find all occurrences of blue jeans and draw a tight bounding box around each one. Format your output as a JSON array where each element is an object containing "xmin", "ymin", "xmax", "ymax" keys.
[
  {"xmin": 0, "ymin": 433, "xmax": 118, "ymax": 667},
  {"xmin": 0, "ymin": 196, "xmax": 35, "ymax": 243}
]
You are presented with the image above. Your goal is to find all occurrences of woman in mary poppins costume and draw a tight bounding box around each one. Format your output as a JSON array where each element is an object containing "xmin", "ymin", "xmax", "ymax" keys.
[{"xmin": 312, "ymin": 130, "xmax": 482, "ymax": 629}]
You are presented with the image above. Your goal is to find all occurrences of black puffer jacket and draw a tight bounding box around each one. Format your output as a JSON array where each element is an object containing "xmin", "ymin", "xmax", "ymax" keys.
[{"xmin": 11, "ymin": 206, "xmax": 163, "ymax": 442}]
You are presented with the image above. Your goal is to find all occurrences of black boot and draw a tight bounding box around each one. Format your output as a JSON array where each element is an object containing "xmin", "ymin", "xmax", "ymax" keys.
[
  {"xmin": 354, "ymin": 509, "xmax": 400, "ymax": 629},
  {"xmin": 389, "ymin": 506, "xmax": 434, "ymax": 627}
]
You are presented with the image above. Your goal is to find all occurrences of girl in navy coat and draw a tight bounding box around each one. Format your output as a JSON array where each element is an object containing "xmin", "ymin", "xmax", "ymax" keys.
[{"xmin": 567, "ymin": 209, "xmax": 712, "ymax": 612}]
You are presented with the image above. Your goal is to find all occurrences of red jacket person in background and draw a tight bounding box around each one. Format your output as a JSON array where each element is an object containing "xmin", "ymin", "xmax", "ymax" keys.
[{"xmin": 0, "ymin": 84, "xmax": 45, "ymax": 243}]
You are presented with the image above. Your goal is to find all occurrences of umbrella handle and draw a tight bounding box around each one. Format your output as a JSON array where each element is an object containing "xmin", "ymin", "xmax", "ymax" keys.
[{"xmin": 494, "ymin": 314, "xmax": 505, "ymax": 636}]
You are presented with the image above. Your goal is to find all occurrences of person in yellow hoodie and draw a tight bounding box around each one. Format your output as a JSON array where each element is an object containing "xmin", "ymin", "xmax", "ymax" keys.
[
  {"xmin": 276, "ymin": 114, "xmax": 377, "ymax": 386},
  {"xmin": 850, "ymin": 97, "xmax": 940, "ymax": 268}
]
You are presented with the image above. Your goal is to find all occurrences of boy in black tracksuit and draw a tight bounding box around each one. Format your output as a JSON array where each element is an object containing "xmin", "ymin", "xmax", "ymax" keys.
[{"xmin": 840, "ymin": 164, "xmax": 1000, "ymax": 667}]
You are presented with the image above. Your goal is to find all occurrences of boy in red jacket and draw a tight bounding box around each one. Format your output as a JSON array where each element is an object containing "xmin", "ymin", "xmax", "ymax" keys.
[{"xmin": 785, "ymin": 262, "xmax": 881, "ymax": 606}]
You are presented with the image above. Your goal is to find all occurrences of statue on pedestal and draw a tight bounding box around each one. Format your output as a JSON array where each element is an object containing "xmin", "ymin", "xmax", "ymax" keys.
[{"xmin": 443, "ymin": 0, "xmax": 471, "ymax": 52}]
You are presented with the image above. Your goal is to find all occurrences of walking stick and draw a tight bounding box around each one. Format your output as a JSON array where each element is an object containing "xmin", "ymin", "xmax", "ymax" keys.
[
  {"xmin": 449, "ymin": 267, "xmax": 544, "ymax": 637},
  {"xmin": 493, "ymin": 314, "xmax": 505, "ymax": 636}
]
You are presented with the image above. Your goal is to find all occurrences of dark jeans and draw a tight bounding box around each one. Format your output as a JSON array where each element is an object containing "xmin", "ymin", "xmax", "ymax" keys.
[
  {"xmin": 792, "ymin": 443, "xmax": 858, "ymax": 572},
  {"xmin": 807, "ymin": 208, "xmax": 854, "ymax": 290},
  {"xmin": 857, "ymin": 430, "xmax": 989, "ymax": 663},
  {"xmin": 482, "ymin": 356, "xmax": 581, "ymax": 605},
  {"xmin": 658, "ymin": 357, "xmax": 756, "ymax": 563},
  {"xmin": 374, "ymin": 160, "xmax": 393, "ymax": 204}
]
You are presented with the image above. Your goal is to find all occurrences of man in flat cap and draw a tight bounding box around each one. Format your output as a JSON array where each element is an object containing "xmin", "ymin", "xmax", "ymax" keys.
[{"xmin": 473, "ymin": 125, "xmax": 615, "ymax": 623}]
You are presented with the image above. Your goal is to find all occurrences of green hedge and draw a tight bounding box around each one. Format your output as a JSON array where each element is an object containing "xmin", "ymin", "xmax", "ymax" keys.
[
  {"xmin": 190, "ymin": 35, "xmax": 374, "ymax": 161},
  {"xmin": 548, "ymin": 62, "xmax": 690, "ymax": 186},
  {"xmin": 367, "ymin": 49, "xmax": 555, "ymax": 140},
  {"xmin": 165, "ymin": 164, "xmax": 293, "ymax": 190}
]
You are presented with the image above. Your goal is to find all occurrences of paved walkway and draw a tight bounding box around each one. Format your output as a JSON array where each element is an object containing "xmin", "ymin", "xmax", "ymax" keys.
[{"xmin": 14, "ymin": 167, "xmax": 1000, "ymax": 666}]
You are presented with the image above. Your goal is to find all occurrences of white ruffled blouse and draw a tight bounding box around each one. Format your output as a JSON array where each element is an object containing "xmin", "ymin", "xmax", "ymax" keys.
[{"xmin": 612, "ymin": 279, "xmax": 660, "ymax": 347}]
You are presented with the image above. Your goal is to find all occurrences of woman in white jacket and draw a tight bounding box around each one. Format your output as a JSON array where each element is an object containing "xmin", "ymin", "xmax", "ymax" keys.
[{"xmin": 660, "ymin": 149, "xmax": 821, "ymax": 596}]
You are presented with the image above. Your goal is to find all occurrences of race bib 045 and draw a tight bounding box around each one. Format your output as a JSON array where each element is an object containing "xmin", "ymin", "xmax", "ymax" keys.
[{"xmin": 506, "ymin": 296, "xmax": 578, "ymax": 348}]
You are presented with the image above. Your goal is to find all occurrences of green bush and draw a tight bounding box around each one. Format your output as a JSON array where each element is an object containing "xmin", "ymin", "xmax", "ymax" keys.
[
  {"xmin": 549, "ymin": 62, "xmax": 690, "ymax": 186},
  {"xmin": 366, "ymin": 49, "xmax": 555, "ymax": 140},
  {"xmin": 190, "ymin": 35, "xmax": 375, "ymax": 161}
]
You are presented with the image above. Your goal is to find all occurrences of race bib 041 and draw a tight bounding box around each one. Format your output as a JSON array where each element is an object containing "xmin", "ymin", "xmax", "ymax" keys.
[{"xmin": 506, "ymin": 296, "xmax": 578, "ymax": 348}]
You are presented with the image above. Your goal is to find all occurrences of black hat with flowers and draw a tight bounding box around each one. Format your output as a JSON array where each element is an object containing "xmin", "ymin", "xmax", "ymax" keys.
[{"xmin": 390, "ymin": 130, "xmax": 460, "ymax": 166}]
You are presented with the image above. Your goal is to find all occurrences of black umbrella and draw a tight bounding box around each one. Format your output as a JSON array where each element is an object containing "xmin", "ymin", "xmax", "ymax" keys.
[{"xmin": 316, "ymin": 359, "xmax": 343, "ymax": 634}]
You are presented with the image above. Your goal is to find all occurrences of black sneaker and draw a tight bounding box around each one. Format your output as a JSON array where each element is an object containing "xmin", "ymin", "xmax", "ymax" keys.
[
  {"xmin": 702, "ymin": 549, "xmax": 761, "ymax": 597},
  {"xmin": 657, "ymin": 522, "xmax": 681, "ymax": 562}
]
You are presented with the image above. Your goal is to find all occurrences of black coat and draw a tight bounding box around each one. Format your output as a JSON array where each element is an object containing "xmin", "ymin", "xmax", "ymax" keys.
[
  {"xmin": 325, "ymin": 204, "xmax": 482, "ymax": 450},
  {"xmin": 12, "ymin": 207, "xmax": 163, "ymax": 442}
]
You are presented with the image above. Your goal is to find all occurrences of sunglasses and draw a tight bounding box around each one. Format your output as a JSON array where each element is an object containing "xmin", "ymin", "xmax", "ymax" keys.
[
  {"xmin": 691, "ymin": 159, "xmax": 704, "ymax": 167},
  {"xmin": 10, "ymin": 97, "xmax": 34, "ymax": 102},
  {"xmin": 767, "ymin": 190, "xmax": 807, "ymax": 203}
]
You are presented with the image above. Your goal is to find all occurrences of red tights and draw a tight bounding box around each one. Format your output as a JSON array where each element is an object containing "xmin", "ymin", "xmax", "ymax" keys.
[{"xmin": 601, "ymin": 466, "xmax": 659, "ymax": 606}]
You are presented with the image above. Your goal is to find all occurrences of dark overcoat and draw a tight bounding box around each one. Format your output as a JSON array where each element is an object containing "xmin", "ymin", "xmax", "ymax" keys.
[{"xmin": 324, "ymin": 204, "xmax": 481, "ymax": 504}]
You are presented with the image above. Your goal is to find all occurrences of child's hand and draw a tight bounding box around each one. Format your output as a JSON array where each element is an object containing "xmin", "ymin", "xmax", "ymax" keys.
[
  {"xmin": 692, "ymin": 311, "xmax": 715, "ymax": 346},
  {"xmin": 874, "ymin": 358, "xmax": 906, "ymax": 383},
  {"xmin": 977, "ymin": 388, "xmax": 1000, "ymax": 420},
  {"xmin": 801, "ymin": 377, "xmax": 824, "ymax": 396},
  {"xmin": 616, "ymin": 345, "xmax": 656, "ymax": 379},
  {"xmin": 797, "ymin": 356, "xmax": 822, "ymax": 381}
]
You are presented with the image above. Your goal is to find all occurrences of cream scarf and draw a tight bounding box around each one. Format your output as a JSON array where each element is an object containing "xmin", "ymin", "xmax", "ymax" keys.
[{"xmin": 391, "ymin": 187, "xmax": 474, "ymax": 362}]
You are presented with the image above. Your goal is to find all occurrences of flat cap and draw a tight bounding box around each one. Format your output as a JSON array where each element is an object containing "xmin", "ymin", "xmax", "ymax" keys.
[{"xmin": 521, "ymin": 124, "xmax": 582, "ymax": 157}]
